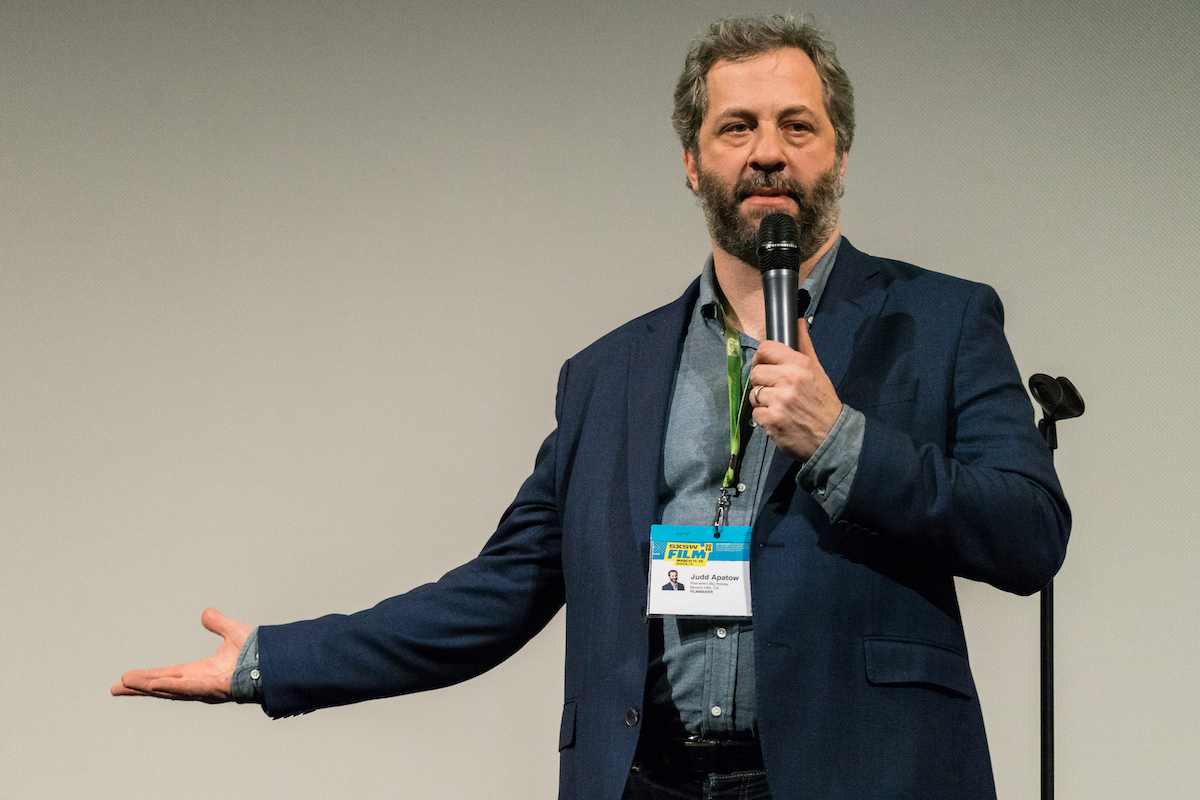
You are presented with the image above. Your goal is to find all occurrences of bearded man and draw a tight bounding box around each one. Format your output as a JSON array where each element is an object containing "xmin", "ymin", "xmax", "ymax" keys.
[{"xmin": 115, "ymin": 15, "xmax": 1069, "ymax": 800}]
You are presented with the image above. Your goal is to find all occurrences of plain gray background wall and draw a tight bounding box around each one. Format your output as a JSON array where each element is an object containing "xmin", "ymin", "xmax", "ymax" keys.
[{"xmin": 2, "ymin": 0, "xmax": 1197, "ymax": 797}]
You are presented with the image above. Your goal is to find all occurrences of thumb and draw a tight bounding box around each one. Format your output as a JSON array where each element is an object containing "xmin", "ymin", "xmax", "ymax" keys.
[
  {"xmin": 796, "ymin": 315, "xmax": 816, "ymax": 356},
  {"xmin": 200, "ymin": 607, "xmax": 234, "ymax": 638}
]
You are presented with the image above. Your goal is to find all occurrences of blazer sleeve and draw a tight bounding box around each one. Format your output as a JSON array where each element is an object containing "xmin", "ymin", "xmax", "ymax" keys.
[
  {"xmin": 840, "ymin": 282, "xmax": 1070, "ymax": 595},
  {"xmin": 256, "ymin": 382, "xmax": 569, "ymax": 718}
]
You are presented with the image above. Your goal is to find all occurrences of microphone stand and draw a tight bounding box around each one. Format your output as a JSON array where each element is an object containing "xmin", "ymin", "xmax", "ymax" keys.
[{"xmin": 1027, "ymin": 374, "xmax": 1084, "ymax": 800}]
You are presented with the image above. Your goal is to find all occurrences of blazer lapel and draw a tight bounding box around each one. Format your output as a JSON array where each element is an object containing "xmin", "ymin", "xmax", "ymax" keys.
[
  {"xmin": 810, "ymin": 239, "xmax": 885, "ymax": 392},
  {"xmin": 625, "ymin": 279, "xmax": 699, "ymax": 545}
]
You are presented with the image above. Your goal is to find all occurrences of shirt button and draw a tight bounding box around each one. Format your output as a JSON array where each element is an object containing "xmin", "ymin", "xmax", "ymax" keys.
[
  {"xmin": 249, "ymin": 669, "xmax": 260, "ymax": 681},
  {"xmin": 625, "ymin": 707, "xmax": 640, "ymax": 727},
  {"xmin": 711, "ymin": 705, "xmax": 722, "ymax": 717},
  {"xmin": 716, "ymin": 627, "xmax": 727, "ymax": 639},
  {"xmin": 736, "ymin": 483, "xmax": 746, "ymax": 493},
  {"xmin": 750, "ymin": 419, "xmax": 758, "ymax": 428}
]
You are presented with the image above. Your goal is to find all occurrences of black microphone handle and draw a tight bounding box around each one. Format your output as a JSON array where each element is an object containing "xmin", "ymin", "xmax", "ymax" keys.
[{"xmin": 762, "ymin": 268, "xmax": 799, "ymax": 350}]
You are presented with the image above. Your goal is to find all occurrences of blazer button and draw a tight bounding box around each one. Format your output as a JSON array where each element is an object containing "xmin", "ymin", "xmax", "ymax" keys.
[{"xmin": 625, "ymin": 707, "xmax": 640, "ymax": 727}]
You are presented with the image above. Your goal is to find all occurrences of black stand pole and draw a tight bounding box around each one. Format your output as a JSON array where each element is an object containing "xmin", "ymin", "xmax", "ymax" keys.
[
  {"xmin": 1027, "ymin": 374, "xmax": 1084, "ymax": 800},
  {"xmin": 1041, "ymin": 579, "xmax": 1054, "ymax": 800}
]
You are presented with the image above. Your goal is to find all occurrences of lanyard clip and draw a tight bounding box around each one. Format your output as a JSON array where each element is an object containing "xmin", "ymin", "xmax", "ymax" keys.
[{"xmin": 713, "ymin": 486, "xmax": 733, "ymax": 537}]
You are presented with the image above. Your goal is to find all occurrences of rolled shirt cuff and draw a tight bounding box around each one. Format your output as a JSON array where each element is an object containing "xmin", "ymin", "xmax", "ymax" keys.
[
  {"xmin": 796, "ymin": 404, "xmax": 865, "ymax": 521},
  {"xmin": 230, "ymin": 626, "xmax": 263, "ymax": 704}
]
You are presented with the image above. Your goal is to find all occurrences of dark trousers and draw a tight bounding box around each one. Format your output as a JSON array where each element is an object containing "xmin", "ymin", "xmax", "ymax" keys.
[{"xmin": 622, "ymin": 766, "xmax": 773, "ymax": 800}]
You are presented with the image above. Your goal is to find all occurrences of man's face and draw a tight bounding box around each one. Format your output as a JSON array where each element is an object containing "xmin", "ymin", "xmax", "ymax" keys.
[
  {"xmin": 668, "ymin": 571, "xmax": 678, "ymax": 583},
  {"xmin": 684, "ymin": 48, "xmax": 846, "ymax": 266}
]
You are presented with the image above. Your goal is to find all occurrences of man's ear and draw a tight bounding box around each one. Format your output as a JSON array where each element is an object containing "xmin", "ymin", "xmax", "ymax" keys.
[
  {"xmin": 839, "ymin": 150, "xmax": 849, "ymax": 177},
  {"xmin": 683, "ymin": 148, "xmax": 700, "ymax": 193}
]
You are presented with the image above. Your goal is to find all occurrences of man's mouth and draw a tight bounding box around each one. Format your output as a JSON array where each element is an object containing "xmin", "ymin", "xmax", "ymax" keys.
[{"xmin": 739, "ymin": 188, "xmax": 796, "ymax": 201}]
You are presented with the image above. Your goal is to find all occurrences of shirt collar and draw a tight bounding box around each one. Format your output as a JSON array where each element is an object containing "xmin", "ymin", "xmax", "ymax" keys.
[{"xmin": 699, "ymin": 235, "xmax": 843, "ymax": 332}]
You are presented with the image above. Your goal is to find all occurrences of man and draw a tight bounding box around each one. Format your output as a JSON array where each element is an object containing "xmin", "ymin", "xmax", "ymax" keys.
[
  {"xmin": 114, "ymin": 15, "xmax": 1069, "ymax": 800},
  {"xmin": 662, "ymin": 570, "xmax": 684, "ymax": 591}
]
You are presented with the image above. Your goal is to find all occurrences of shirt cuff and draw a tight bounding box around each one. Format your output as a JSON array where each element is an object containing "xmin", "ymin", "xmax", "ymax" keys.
[
  {"xmin": 796, "ymin": 404, "xmax": 865, "ymax": 521},
  {"xmin": 230, "ymin": 626, "xmax": 263, "ymax": 704}
]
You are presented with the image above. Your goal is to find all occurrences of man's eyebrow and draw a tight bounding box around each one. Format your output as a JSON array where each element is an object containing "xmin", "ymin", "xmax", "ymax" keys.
[
  {"xmin": 778, "ymin": 104, "xmax": 817, "ymax": 118},
  {"xmin": 712, "ymin": 104, "xmax": 817, "ymax": 121}
]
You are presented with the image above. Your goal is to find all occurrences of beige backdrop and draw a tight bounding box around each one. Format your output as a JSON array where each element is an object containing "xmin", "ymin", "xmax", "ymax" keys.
[{"xmin": 3, "ymin": 0, "xmax": 1197, "ymax": 797}]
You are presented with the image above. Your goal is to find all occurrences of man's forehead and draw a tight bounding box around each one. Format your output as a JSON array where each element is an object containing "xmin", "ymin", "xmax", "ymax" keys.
[{"xmin": 705, "ymin": 48, "xmax": 823, "ymax": 106}]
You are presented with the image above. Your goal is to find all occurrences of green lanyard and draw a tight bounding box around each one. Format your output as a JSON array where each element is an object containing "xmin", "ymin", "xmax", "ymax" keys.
[{"xmin": 715, "ymin": 307, "xmax": 756, "ymax": 533}]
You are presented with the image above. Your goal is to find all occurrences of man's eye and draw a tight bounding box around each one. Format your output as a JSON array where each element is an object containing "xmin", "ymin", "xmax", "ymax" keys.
[{"xmin": 725, "ymin": 123, "xmax": 750, "ymax": 133}]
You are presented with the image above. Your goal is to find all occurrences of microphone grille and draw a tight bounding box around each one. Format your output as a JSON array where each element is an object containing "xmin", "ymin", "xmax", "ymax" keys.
[{"xmin": 756, "ymin": 213, "xmax": 800, "ymax": 273}]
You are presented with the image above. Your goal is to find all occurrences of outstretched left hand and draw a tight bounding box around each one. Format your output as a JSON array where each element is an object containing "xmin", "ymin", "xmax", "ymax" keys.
[{"xmin": 748, "ymin": 318, "xmax": 843, "ymax": 463}]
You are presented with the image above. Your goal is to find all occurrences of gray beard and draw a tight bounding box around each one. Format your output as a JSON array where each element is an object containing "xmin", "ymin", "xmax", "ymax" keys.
[{"xmin": 696, "ymin": 162, "xmax": 843, "ymax": 268}]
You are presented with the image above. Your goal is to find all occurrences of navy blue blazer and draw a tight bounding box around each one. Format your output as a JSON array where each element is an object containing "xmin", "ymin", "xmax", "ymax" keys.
[{"xmin": 258, "ymin": 240, "xmax": 1069, "ymax": 800}]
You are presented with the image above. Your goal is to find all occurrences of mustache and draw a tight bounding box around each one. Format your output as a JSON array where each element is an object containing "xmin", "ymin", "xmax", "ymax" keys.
[{"xmin": 733, "ymin": 173, "xmax": 804, "ymax": 203}]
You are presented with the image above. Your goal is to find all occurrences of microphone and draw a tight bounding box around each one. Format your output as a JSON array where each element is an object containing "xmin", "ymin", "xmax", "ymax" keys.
[{"xmin": 756, "ymin": 213, "xmax": 802, "ymax": 350}]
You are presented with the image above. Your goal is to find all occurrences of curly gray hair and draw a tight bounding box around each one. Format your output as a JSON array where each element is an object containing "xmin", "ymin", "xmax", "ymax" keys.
[{"xmin": 672, "ymin": 15, "xmax": 855, "ymax": 159}]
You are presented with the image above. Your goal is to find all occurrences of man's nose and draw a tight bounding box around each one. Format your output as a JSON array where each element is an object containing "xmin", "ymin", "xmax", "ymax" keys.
[{"xmin": 749, "ymin": 129, "xmax": 785, "ymax": 173}]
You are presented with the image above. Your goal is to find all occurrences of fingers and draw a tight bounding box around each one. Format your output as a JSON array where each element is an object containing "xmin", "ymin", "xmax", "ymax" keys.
[
  {"xmin": 111, "ymin": 675, "xmax": 184, "ymax": 700},
  {"xmin": 750, "ymin": 339, "xmax": 802, "ymax": 375},
  {"xmin": 114, "ymin": 665, "xmax": 186, "ymax": 696},
  {"xmin": 114, "ymin": 683, "xmax": 217, "ymax": 701},
  {"xmin": 748, "ymin": 341, "xmax": 794, "ymax": 395},
  {"xmin": 118, "ymin": 663, "xmax": 189, "ymax": 684},
  {"xmin": 750, "ymin": 317, "xmax": 819, "ymax": 389},
  {"xmin": 114, "ymin": 664, "xmax": 233, "ymax": 702}
]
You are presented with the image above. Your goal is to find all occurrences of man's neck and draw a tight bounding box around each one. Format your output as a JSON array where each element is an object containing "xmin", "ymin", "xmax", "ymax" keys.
[{"xmin": 711, "ymin": 225, "xmax": 840, "ymax": 340}]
